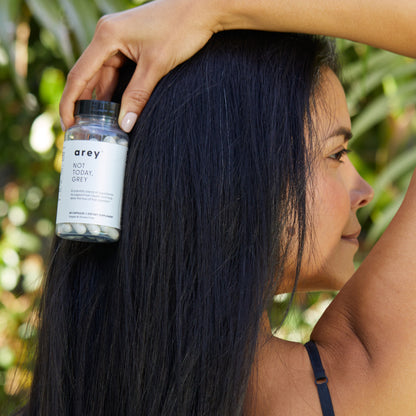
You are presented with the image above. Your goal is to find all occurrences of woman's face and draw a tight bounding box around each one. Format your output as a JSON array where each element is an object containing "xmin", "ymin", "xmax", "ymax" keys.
[{"xmin": 294, "ymin": 68, "xmax": 374, "ymax": 292}]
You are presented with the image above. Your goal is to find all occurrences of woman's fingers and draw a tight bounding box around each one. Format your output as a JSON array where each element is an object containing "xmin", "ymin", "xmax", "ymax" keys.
[
  {"xmin": 118, "ymin": 51, "xmax": 170, "ymax": 132},
  {"xmin": 79, "ymin": 71, "xmax": 101, "ymax": 101},
  {"xmin": 95, "ymin": 54, "xmax": 127, "ymax": 101},
  {"xmin": 59, "ymin": 0, "xmax": 221, "ymax": 132},
  {"xmin": 95, "ymin": 66, "xmax": 120, "ymax": 101},
  {"xmin": 59, "ymin": 35, "xmax": 119, "ymax": 129}
]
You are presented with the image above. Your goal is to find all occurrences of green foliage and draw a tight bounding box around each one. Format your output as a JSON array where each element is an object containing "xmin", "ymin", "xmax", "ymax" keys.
[{"xmin": 0, "ymin": 1, "xmax": 415, "ymax": 412}]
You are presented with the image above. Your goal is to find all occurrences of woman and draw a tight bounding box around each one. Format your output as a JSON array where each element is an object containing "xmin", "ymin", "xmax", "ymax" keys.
[
  {"xmin": 34, "ymin": 0, "xmax": 416, "ymax": 415},
  {"xmin": 30, "ymin": 31, "xmax": 360, "ymax": 415}
]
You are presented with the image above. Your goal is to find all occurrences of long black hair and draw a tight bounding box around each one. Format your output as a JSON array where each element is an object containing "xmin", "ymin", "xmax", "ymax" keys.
[{"xmin": 26, "ymin": 31, "xmax": 337, "ymax": 415}]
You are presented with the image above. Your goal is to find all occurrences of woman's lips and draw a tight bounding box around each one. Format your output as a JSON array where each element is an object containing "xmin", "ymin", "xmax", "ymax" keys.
[{"xmin": 341, "ymin": 229, "xmax": 361, "ymax": 245}]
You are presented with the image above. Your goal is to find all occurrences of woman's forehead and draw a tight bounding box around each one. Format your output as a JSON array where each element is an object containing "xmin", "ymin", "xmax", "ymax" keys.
[{"xmin": 313, "ymin": 68, "xmax": 351, "ymax": 141}]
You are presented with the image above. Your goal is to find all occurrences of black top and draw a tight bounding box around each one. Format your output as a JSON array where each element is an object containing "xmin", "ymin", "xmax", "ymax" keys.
[{"xmin": 304, "ymin": 340, "xmax": 335, "ymax": 416}]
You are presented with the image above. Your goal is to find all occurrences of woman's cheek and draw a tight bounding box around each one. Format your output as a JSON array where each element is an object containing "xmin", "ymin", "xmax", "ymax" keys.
[
  {"xmin": 300, "ymin": 173, "xmax": 352, "ymax": 287},
  {"xmin": 312, "ymin": 173, "xmax": 350, "ymax": 241}
]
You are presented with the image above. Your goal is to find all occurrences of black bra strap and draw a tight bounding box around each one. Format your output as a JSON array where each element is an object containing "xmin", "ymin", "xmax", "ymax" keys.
[{"xmin": 304, "ymin": 341, "xmax": 335, "ymax": 416}]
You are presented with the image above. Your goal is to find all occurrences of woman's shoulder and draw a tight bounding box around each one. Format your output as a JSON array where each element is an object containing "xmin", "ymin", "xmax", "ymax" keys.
[
  {"xmin": 249, "ymin": 335, "xmax": 389, "ymax": 416},
  {"xmin": 247, "ymin": 337, "xmax": 325, "ymax": 415}
]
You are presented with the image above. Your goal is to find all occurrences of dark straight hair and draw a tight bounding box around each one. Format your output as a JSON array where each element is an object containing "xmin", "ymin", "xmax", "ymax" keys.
[{"xmin": 25, "ymin": 31, "xmax": 337, "ymax": 415}]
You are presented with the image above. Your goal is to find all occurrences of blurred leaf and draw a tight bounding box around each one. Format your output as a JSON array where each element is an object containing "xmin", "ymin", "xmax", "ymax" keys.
[
  {"xmin": 7, "ymin": 227, "xmax": 41, "ymax": 252},
  {"xmin": 342, "ymin": 49, "xmax": 401, "ymax": 84},
  {"xmin": 94, "ymin": 0, "xmax": 134, "ymax": 14},
  {"xmin": 39, "ymin": 67, "xmax": 65, "ymax": 109},
  {"xmin": 367, "ymin": 194, "xmax": 404, "ymax": 245},
  {"xmin": 0, "ymin": 0, "xmax": 28, "ymax": 99},
  {"xmin": 0, "ymin": 346, "xmax": 15, "ymax": 369},
  {"xmin": 0, "ymin": 0, "xmax": 20, "ymax": 58},
  {"xmin": 58, "ymin": 0, "xmax": 100, "ymax": 51},
  {"xmin": 347, "ymin": 57, "xmax": 415, "ymax": 112},
  {"xmin": 360, "ymin": 146, "xmax": 416, "ymax": 221},
  {"xmin": 26, "ymin": 0, "xmax": 75, "ymax": 68},
  {"xmin": 336, "ymin": 38, "xmax": 354, "ymax": 53},
  {"xmin": 352, "ymin": 80, "xmax": 416, "ymax": 140}
]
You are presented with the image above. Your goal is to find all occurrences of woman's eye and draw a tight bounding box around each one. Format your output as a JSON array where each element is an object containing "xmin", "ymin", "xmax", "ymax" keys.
[{"xmin": 328, "ymin": 148, "xmax": 351, "ymax": 162}]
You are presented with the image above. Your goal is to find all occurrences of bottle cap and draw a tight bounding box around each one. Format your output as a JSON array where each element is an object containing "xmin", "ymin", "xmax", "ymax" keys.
[{"xmin": 74, "ymin": 100, "xmax": 120, "ymax": 118}]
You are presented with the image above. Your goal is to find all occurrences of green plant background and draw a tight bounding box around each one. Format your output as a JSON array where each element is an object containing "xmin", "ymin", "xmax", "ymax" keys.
[{"xmin": 1, "ymin": 0, "xmax": 415, "ymax": 413}]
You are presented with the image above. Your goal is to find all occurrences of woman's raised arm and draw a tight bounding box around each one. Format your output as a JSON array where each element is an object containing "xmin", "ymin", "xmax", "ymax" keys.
[{"xmin": 59, "ymin": 0, "xmax": 416, "ymax": 132}]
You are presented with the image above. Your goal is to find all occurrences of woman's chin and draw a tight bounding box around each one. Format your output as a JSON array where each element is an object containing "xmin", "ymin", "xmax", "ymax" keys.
[
  {"xmin": 277, "ymin": 261, "xmax": 355, "ymax": 294},
  {"xmin": 296, "ymin": 268, "xmax": 354, "ymax": 292}
]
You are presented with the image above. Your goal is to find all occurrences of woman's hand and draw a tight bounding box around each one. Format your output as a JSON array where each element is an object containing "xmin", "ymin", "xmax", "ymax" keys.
[{"xmin": 59, "ymin": 0, "xmax": 223, "ymax": 132}]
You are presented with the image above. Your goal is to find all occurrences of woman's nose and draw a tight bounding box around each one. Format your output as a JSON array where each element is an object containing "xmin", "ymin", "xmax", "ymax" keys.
[{"xmin": 351, "ymin": 173, "xmax": 374, "ymax": 210}]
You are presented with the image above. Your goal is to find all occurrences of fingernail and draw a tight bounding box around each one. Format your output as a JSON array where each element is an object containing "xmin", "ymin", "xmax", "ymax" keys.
[
  {"xmin": 60, "ymin": 118, "xmax": 66, "ymax": 132},
  {"xmin": 120, "ymin": 112, "xmax": 138, "ymax": 133}
]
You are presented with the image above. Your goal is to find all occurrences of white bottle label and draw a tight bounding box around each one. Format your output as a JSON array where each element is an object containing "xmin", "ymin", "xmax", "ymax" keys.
[{"xmin": 56, "ymin": 140, "xmax": 128, "ymax": 228}]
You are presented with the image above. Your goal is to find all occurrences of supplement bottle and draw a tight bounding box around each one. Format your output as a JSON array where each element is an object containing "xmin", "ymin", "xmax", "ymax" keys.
[{"xmin": 56, "ymin": 100, "xmax": 129, "ymax": 242}]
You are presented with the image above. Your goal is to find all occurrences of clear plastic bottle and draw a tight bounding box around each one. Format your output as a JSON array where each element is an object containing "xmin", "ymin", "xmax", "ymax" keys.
[{"xmin": 56, "ymin": 100, "xmax": 129, "ymax": 242}]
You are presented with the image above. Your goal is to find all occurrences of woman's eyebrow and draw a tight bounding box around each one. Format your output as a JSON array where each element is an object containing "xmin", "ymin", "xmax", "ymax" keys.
[{"xmin": 325, "ymin": 126, "xmax": 353, "ymax": 142}]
